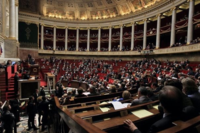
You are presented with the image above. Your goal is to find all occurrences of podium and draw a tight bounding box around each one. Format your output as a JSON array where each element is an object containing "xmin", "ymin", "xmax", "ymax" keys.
[
  {"xmin": 18, "ymin": 79, "xmax": 41, "ymax": 100},
  {"xmin": 45, "ymin": 73, "xmax": 55, "ymax": 91},
  {"xmin": 30, "ymin": 64, "xmax": 40, "ymax": 76}
]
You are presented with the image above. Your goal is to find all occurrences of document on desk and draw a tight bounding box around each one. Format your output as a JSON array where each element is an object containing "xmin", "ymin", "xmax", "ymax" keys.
[
  {"xmin": 83, "ymin": 92, "xmax": 90, "ymax": 96},
  {"xmin": 99, "ymin": 102, "xmax": 108, "ymax": 105},
  {"xmin": 100, "ymin": 107, "xmax": 110, "ymax": 112},
  {"xmin": 112, "ymin": 102, "xmax": 126, "ymax": 110},
  {"xmin": 131, "ymin": 109, "xmax": 153, "ymax": 118},
  {"xmin": 122, "ymin": 103, "xmax": 131, "ymax": 108},
  {"xmin": 153, "ymin": 105, "xmax": 159, "ymax": 110}
]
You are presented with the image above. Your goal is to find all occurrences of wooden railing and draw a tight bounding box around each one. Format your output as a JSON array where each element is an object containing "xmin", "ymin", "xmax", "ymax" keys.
[
  {"xmin": 38, "ymin": 43, "xmax": 200, "ymax": 56},
  {"xmin": 54, "ymin": 97, "xmax": 107, "ymax": 133}
]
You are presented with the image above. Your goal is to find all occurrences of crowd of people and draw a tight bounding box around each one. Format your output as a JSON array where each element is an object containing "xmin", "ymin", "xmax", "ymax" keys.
[
  {"xmin": 0, "ymin": 88, "xmax": 50, "ymax": 133},
  {"xmin": 41, "ymin": 57, "xmax": 200, "ymax": 132}
]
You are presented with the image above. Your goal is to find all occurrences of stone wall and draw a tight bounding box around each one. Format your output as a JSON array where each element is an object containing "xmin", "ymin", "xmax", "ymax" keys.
[
  {"xmin": 4, "ymin": 39, "xmax": 18, "ymax": 58},
  {"xmin": 19, "ymin": 48, "xmax": 38, "ymax": 60}
]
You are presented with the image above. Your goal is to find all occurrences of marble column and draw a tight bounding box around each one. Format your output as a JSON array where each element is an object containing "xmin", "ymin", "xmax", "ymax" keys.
[
  {"xmin": 170, "ymin": 7, "xmax": 176, "ymax": 46},
  {"xmin": 53, "ymin": 27, "xmax": 56, "ymax": 50},
  {"xmin": 87, "ymin": 28, "xmax": 90, "ymax": 51},
  {"xmin": 120, "ymin": 25, "xmax": 123, "ymax": 51},
  {"xmin": 9, "ymin": 0, "xmax": 16, "ymax": 38},
  {"xmin": 76, "ymin": 28, "xmax": 79, "ymax": 51},
  {"xmin": 41, "ymin": 25, "xmax": 44, "ymax": 50},
  {"xmin": 143, "ymin": 19, "xmax": 147, "ymax": 50},
  {"xmin": 156, "ymin": 14, "xmax": 161, "ymax": 49},
  {"xmin": 65, "ymin": 28, "xmax": 68, "ymax": 50},
  {"xmin": 131, "ymin": 22, "xmax": 135, "ymax": 50},
  {"xmin": 109, "ymin": 27, "xmax": 112, "ymax": 51},
  {"xmin": 98, "ymin": 28, "xmax": 101, "ymax": 51},
  {"xmin": 15, "ymin": 1, "xmax": 18, "ymax": 40},
  {"xmin": 187, "ymin": 0, "xmax": 194, "ymax": 44}
]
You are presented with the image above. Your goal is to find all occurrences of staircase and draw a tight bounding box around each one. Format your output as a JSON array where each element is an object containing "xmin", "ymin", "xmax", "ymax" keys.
[
  {"xmin": 0, "ymin": 68, "xmax": 7, "ymax": 101},
  {"xmin": 6, "ymin": 76, "xmax": 15, "ymax": 100}
]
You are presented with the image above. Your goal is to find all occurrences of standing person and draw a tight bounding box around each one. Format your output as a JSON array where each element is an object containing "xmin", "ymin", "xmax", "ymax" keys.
[
  {"xmin": 37, "ymin": 97, "xmax": 43, "ymax": 126},
  {"xmin": 33, "ymin": 89, "xmax": 39, "ymax": 105},
  {"xmin": 2, "ymin": 105, "xmax": 15, "ymax": 133},
  {"xmin": 14, "ymin": 72, "xmax": 19, "ymax": 95},
  {"xmin": 27, "ymin": 96, "xmax": 38, "ymax": 131},
  {"xmin": 9, "ymin": 94, "xmax": 21, "ymax": 133},
  {"xmin": 41, "ymin": 96, "xmax": 49, "ymax": 132},
  {"xmin": 39, "ymin": 87, "xmax": 46, "ymax": 97}
]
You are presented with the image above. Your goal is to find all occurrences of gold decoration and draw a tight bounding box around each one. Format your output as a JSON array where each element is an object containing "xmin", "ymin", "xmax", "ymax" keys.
[{"xmin": 33, "ymin": 68, "xmax": 38, "ymax": 73}]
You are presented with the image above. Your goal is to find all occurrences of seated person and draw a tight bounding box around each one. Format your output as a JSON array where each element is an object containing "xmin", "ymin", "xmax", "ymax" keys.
[
  {"xmin": 182, "ymin": 77, "xmax": 200, "ymax": 113},
  {"xmin": 110, "ymin": 85, "xmax": 117, "ymax": 94},
  {"xmin": 122, "ymin": 90, "xmax": 131, "ymax": 100},
  {"xmin": 88, "ymin": 86, "xmax": 99, "ymax": 96},
  {"xmin": 124, "ymin": 86, "xmax": 188, "ymax": 133},
  {"xmin": 75, "ymin": 87, "xmax": 86, "ymax": 97},
  {"xmin": 146, "ymin": 88, "xmax": 158, "ymax": 101},
  {"xmin": 165, "ymin": 79, "xmax": 193, "ymax": 108},
  {"xmin": 131, "ymin": 87, "xmax": 152, "ymax": 106}
]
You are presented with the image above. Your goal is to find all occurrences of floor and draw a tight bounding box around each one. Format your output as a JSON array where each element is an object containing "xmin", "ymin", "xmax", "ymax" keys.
[{"xmin": 17, "ymin": 114, "xmax": 49, "ymax": 133}]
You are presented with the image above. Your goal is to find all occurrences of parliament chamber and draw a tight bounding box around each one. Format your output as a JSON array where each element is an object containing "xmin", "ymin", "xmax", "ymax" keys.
[{"xmin": 1, "ymin": 0, "xmax": 200, "ymax": 133}]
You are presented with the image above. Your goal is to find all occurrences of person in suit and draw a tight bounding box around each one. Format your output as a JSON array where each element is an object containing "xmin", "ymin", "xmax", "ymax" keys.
[
  {"xmin": 131, "ymin": 87, "xmax": 152, "ymax": 106},
  {"xmin": 14, "ymin": 72, "xmax": 19, "ymax": 95},
  {"xmin": 88, "ymin": 86, "xmax": 99, "ymax": 96},
  {"xmin": 182, "ymin": 77, "xmax": 200, "ymax": 113},
  {"xmin": 39, "ymin": 87, "xmax": 46, "ymax": 97},
  {"xmin": 41, "ymin": 96, "xmax": 49, "ymax": 131},
  {"xmin": 124, "ymin": 86, "xmax": 184, "ymax": 133},
  {"xmin": 27, "ymin": 96, "xmax": 38, "ymax": 131},
  {"xmin": 23, "ymin": 71, "xmax": 30, "ymax": 79},
  {"xmin": 33, "ymin": 89, "xmax": 40, "ymax": 105},
  {"xmin": 9, "ymin": 94, "xmax": 21, "ymax": 133},
  {"xmin": 75, "ymin": 87, "xmax": 86, "ymax": 97},
  {"xmin": 2, "ymin": 105, "xmax": 15, "ymax": 133}
]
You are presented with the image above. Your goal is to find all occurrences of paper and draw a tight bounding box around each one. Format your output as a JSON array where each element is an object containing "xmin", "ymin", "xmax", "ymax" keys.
[
  {"xmin": 153, "ymin": 105, "xmax": 158, "ymax": 110},
  {"xmin": 122, "ymin": 103, "xmax": 131, "ymax": 108},
  {"xmin": 99, "ymin": 102, "xmax": 108, "ymax": 105},
  {"xmin": 100, "ymin": 107, "xmax": 110, "ymax": 112},
  {"xmin": 83, "ymin": 92, "xmax": 90, "ymax": 96},
  {"xmin": 112, "ymin": 102, "xmax": 126, "ymax": 110},
  {"xmin": 131, "ymin": 109, "xmax": 153, "ymax": 118},
  {"xmin": 21, "ymin": 101, "xmax": 25, "ymax": 106},
  {"xmin": 104, "ymin": 118, "xmax": 111, "ymax": 121}
]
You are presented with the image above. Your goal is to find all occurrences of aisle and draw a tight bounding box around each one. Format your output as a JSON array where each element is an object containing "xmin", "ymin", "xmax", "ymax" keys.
[{"xmin": 17, "ymin": 115, "xmax": 48, "ymax": 133}]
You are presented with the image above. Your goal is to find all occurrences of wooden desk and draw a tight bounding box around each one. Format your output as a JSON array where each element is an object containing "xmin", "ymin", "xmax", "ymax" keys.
[
  {"xmin": 159, "ymin": 115, "xmax": 200, "ymax": 133},
  {"xmin": 45, "ymin": 72, "xmax": 55, "ymax": 90},
  {"xmin": 18, "ymin": 79, "xmax": 41, "ymax": 100},
  {"xmin": 93, "ymin": 108, "xmax": 159, "ymax": 130},
  {"xmin": 67, "ymin": 99, "xmax": 134, "ymax": 114}
]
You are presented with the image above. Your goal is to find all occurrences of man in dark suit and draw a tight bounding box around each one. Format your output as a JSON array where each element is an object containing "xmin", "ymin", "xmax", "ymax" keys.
[
  {"xmin": 27, "ymin": 96, "xmax": 38, "ymax": 131},
  {"xmin": 39, "ymin": 87, "xmax": 46, "ymax": 97},
  {"xmin": 41, "ymin": 96, "xmax": 49, "ymax": 131},
  {"xmin": 75, "ymin": 87, "xmax": 86, "ymax": 97},
  {"xmin": 14, "ymin": 72, "xmax": 19, "ymax": 95},
  {"xmin": 33, "ymin": 89, "xmax": 40, "ymax": 105},
  {"xmin": 2, "ymin": 105, "xmax": 15, "ymax": 133},
  {"xmin": 124, "ymin": 86, "xmax": 185, "ymax": 133},
  {"xmin": 88, "ymin": 86, "xmax": 99, "ymax": 96},
  {"xmin": 131, "ymin": 87, "xmax": 152, "ymax": 106},
  {"xmin": 182, "ymin": 78, "xmax": 200, "ymax": 113},
  {"xmin": 9, "ymin": 94, "xmax": 21, "ymax": 133}
]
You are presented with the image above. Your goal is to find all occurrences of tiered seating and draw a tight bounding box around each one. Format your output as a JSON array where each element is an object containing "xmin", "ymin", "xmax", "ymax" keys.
[{"xmin": 54, "ymin": 97, "xmax": 161, "ymax": 133}]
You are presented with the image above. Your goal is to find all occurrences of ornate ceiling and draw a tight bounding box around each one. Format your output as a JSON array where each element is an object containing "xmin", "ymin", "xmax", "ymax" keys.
[{"xmin": 19, "ymin": 0, "xmax": 160, "ymax": 20}]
